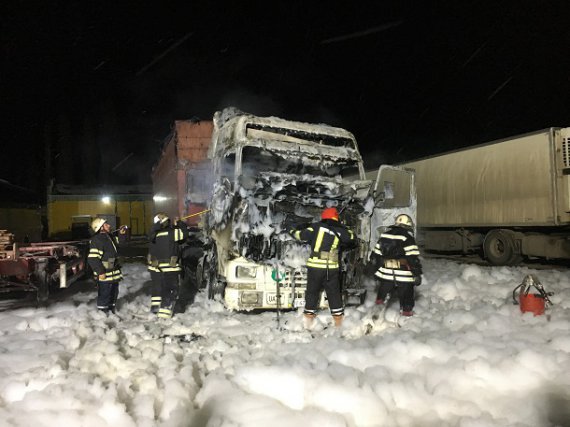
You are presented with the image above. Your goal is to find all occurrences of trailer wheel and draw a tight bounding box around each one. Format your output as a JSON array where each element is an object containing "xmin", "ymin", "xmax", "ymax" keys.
[
  {"xmin": 483, "ymin": 230, "xmax": 516, "ymax": 266},
  {"xmin": 34, "ymin": 262, "xmax": 51, "ymax": 302}
]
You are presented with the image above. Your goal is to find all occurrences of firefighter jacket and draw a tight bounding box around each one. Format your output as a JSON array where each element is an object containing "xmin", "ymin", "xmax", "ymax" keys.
[
  {"xmin": 88, "ymin": 232, "xmax": 123, "ymax": 283},
  {"xmin": 147, "ymin": 221, "xmax": 189, "ymax": 273},
  {"xmin": 370, "ymin": 225, "xmax": 422, "ymax": 283},
  {"xmin": 290, "ymin": 218, "xmax": 356, "ymax": 269}
]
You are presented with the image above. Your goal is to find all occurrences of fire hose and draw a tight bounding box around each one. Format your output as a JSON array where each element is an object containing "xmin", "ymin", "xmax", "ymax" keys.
[{"xmin": 180, "ymin": 209, "xmax": 210, "ymax": 221}]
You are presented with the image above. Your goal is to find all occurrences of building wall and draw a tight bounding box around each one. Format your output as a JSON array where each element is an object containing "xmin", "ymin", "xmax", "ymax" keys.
[
  {"xmin": 47, "ymin": 197, "xmax": 153, "ymax": 238},
  {"xmin": 175, "ymin": 120, "xmax": 213, "ymax": 162},
  {"xmin": 152, "ymin": 120, "xmax": 213, "ymax": 226}
]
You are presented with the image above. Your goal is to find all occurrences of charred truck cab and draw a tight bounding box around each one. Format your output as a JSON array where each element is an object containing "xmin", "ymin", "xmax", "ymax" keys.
[{"xmin": 200, "ymin": 108, "xmax": 415, "ymax": 311}]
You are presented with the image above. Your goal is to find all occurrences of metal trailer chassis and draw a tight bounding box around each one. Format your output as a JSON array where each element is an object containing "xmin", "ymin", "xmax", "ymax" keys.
[{"xmin": 0, "ymin": 241, "xmax": 88, "ymax": 301}]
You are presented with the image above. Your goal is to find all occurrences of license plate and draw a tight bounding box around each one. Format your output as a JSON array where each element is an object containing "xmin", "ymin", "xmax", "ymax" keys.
[
  {"xmin": 266, "ymin": 293, "xmax": 283, "ymax": 304},
  {"xmin": 294, "ymin": 298, "xmax": 305, "ymax": 308}
]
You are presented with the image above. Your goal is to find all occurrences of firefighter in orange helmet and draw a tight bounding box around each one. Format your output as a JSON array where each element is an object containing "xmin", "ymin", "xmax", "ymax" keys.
[{"xmin": 289, "ymin": 207, "xmax": 356, "ymax": 329}]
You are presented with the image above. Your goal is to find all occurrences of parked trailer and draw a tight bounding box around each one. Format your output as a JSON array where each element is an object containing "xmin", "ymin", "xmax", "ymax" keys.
[
  {"xmin": 0, "ymin": 239, "xmax": 88, "ymax": 301},
  {"xmin": 152, "ymin": 120, "xmax": 214, "ymax": 226},
  {"xmin": 399, "ymin": 127, "xmax": 570, "ymax": 265}
]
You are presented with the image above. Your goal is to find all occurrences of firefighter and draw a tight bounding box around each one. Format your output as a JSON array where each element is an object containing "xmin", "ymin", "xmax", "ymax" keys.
[
  {"xmin": 369, "ymin": 213, "xmax": 423, "ymax": 316},
  {"xmin": 147, "ymin": 213, "xmax": 189, "ymax": 319},
  {"xmin": 290, "ymin": 207, "xmax": 356, "ymax": 329},
  {"xmin": 87, "ymin": 218, "xmax": 125, "ymax": 314}
]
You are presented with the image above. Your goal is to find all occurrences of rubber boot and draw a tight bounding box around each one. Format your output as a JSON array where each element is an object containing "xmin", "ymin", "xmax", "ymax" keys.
[
  {"xmin": 375, "ymin": 298, "xmax": 384, "ymax": 305},
  {"xmin": 303, "ymin": 313, "xmax": 316, "ymax": 330},
  {"xmin": 151, "ymin": 296, "xmax": 161, "ymax": 314},
  {"xmin": 333, "ymin": 315, "xmax": 344, "ymax": 328},
  {"xmin": 401, "ymin": 310, "xmax": 413, "ymax": 317}
]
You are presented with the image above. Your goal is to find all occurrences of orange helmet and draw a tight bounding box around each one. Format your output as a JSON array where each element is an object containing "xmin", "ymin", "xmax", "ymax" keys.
[{"xmin": 321, "ymin": 207, "xmax": 339, "ymax": 221}]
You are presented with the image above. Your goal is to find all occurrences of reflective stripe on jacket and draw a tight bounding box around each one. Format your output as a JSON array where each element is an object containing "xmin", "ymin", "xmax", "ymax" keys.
[
  {"xmin": 148, "ymin": 223, "xmax": 188, "ymax": 273},
  {"xmin": 370, "ymin": 225, "xmax": 422, "ymax": 282},
  {"xmin": 291, "ymin": 219, "xmax": 355, "ymax": 269},
  {"xmin": 88, "ymin": 232, "xmax": 123, "ymax": 282}
]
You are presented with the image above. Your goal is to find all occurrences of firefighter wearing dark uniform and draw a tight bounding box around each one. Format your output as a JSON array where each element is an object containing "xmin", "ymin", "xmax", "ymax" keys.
[
  {"xmin": 87, "ymin": 218, "xmax": 124, "ymax": 314},
  {"xmin": 370, "ymin": 213, "xmax": 422, "ymax": 316},
  {"xmin": 148, "ymin": 213, "xmax": 189, "ymax": 319},
  {"xmin": 290, "ymin": 207, "xmax": 356, "ymax": 329}
]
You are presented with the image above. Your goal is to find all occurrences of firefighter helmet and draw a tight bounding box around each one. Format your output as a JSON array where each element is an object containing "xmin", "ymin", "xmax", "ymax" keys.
[
  {"xmin": 321, "ymin": 207, "xmax": 339, "ymax": 221},
  {"xmin": 395, "ymin": 214, "xmax": 413, "ymax": 229},
  {"xmin": 153, "ymin": 212, "xmax": 170, "ymax": 225},
  {"xmin": 91, "ymin": 218, "xmax": 107, "ymax": 233}
]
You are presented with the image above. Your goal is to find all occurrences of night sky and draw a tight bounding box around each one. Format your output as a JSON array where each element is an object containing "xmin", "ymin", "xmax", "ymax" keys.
[{"xmin": 3, "ymin": 1, "xmax": 570, "ymax": 197}]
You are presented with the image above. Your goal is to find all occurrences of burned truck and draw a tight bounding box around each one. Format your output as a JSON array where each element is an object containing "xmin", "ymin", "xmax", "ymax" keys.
[{"xmin": 196, "ymin": 108, "xmax": 415, "ymax": 310}]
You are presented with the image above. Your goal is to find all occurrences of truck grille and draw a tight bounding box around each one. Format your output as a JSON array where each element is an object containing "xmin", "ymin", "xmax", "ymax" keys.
[
  {"xmin": 563, "ymin": 134, "xmax": 570, "ymax": 168},
  {"xmin": 282, "ymin": 268, "xmax": 307, "ymax": 287}
]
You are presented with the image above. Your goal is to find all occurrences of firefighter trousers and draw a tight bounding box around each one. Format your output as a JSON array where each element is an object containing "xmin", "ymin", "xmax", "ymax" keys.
[
  {"xmin": 97, "ymin": 281, "xmax": 119, "ymax": 313},
  {"xmin": 305, "ymin": 267, "xmax": 343, "ymax": 316},
  {"xmin": 150, "ymin": 270, "xmax": 180, "ymax": 311},
  {"xmin": 377, "ymin": 279, "xmax": 415, "ymax": 312}
]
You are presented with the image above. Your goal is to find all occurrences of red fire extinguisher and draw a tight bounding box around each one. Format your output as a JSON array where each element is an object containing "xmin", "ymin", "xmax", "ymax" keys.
[{"xmin": 512, "ymin": 274, "xmax": 553, "ymax": 316}]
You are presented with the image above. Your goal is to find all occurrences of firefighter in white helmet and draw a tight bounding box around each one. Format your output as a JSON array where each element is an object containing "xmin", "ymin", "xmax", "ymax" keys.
[
  {"xmin": 147, "ymin": 213, "xmax": 189, "ymax": 318},
  {"xmin": 368, "ymin": 213, "xmax": 423, "ymax": 317},
  {"xmin": 87, "ymin": 218, "xmax": 128, "ymax": 314}
]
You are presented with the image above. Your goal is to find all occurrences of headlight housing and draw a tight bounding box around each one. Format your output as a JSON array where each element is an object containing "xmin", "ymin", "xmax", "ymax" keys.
[{"xmin": 236, "ymin": 265, "xmax": 257, "ymax": 279}]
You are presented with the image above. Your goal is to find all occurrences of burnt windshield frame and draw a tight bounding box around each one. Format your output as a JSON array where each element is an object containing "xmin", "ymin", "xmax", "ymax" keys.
[
  {"xmin": 241, "ymin": 146, "xmax": 349, "ymax": 177},
  {"xmin": 245, "ymin": 123, "xmax": 355, "ymax": 148}
]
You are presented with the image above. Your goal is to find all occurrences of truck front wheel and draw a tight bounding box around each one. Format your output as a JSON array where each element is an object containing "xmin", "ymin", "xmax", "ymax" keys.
[
  {"xmin": 207, "ymin": 280, "xmax": 225, "ymax": 300},
  {"xmin": 483, "ymin": 230, "xmax": 517, "ymax": 266}
]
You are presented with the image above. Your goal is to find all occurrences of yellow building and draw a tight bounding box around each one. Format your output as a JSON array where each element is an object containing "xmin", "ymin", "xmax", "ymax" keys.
[{"xmin": 47, "ymin": 184, "xmax": 153, "ymax": 239}]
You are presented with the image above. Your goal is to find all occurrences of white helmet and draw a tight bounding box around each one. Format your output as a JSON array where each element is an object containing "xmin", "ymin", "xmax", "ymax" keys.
[
  {"xmin": 395, "ymin": 214, "xmax": 413, "ymax": 229},
  {"xmin": 91, "ymin": 218, "xmax": 107, "ymax": 233},
  {"xmin": 153, "ymin": 212, "xmax": 170, "ymax": 225}
]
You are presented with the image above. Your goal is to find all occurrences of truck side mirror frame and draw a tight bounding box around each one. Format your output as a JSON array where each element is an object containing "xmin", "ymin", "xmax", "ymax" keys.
[{"xmin": 374, "ymin": 191, "xmax": 385, "ymax": 207}]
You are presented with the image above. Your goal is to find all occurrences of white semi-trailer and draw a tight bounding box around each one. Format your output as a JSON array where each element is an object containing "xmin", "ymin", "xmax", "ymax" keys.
[{"xmin": 399, "ymin": 127, "xmax": 570, "ymax": 265}]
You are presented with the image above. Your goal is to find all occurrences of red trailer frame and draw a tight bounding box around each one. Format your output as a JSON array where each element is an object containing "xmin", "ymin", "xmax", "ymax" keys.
[{"xmin": 0, "ymin": 240, "xmax": 88, "ymax": 301}]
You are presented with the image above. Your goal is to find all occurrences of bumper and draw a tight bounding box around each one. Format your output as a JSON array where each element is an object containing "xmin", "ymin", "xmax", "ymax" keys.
[{"xmin": 222, "ymin": 257, "xmax": 328, "ymax": 311}]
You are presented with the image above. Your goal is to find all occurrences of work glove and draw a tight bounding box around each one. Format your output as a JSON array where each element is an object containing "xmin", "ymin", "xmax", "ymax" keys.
[
  {"xmin": 413, "ymin": 275, "xmax": 422, "ymax": 287},
  {"xmin": 345, "ymin": 237, "xmax": 359, "ymax": 250},
  {"xmin": 364, "ymin": 261, "xmax": 377, "ymax": 276}
]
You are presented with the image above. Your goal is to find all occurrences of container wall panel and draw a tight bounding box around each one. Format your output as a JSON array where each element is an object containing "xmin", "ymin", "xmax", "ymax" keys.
[{"xmin": 402, "ymin": 131, "xmax": 564, "ymax": 227}]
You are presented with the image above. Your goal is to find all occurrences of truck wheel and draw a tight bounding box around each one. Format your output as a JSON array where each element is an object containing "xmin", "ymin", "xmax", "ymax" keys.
[
  {"xmin": 507, "ymin": 253, "xmax": 524, "ymax": 266},
  {"xmin": 181, "ymin": 265, "xmax": 198, "ymax": 292},
  {"xmin": 196, "ymin": 258, "xmax": 206, "ymax": 289},
  {"xmin": 201, "ymin": 246, "xmax": 221, "ymax": 299},
  {"xmin": 207, "ymin": 280, "xmax": 225, "ymax": 300},
  {"xmin": 483, "ymin": 230, "xmax": 516, "ymax": 266}
]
